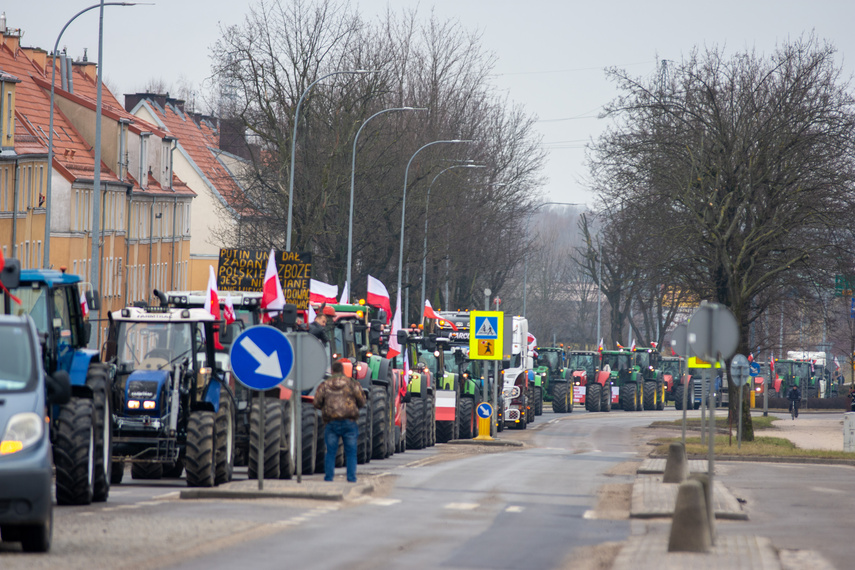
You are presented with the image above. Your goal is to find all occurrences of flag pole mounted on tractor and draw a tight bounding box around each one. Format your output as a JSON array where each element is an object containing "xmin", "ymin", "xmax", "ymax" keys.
[
  {"xmin": 286, "ymin": 69, "xmax": 378, "ymax": 252},
  {"xmin": 347, "ymin": 106, "xmax": 426, "ymax": 302}
]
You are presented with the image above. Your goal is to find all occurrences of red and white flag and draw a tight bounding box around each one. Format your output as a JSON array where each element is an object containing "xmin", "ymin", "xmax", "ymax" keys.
[
  {"xmin": 834, "ymin": 356, "xmax": 841, "ymax": 371},
  {"xmin": 223, "ymin": 293, "xmax": 236, "ymax": 325},
  {"xmin": 307, "ymin": 303, "xmax": 317, "ymax": 324},
  {"xmin": 339, "ymin": 281, "xmax": 349, "ymax": 305},
  {"xmin": 630, "ymin": 339, "xmax": 636, "ymax": 351},
  {"xmin": 387, "ymin": 290, "xmax": 403, "ymax": 359},
  {"xmin": 261, "ymin": 249, "xmax": 285, "ymax": 323},
  {"xmin": 367, "ymin": 275, "xmax": 391, "ymax": 324},
  {"xmin": 527, "ymin": 332, "xmax": 537, "ymax": 349},
  {"xmin": 309, "ymin": 279, "xmax": 338, "ymax": 304},
  {"xmin": 204, "ymin": 265, "xmax": 224, "ymax": 349},
  {"xmin": 425, "ymin": 299, "xmax": 457, "ymax": 330},
  {"xmin": 80, "ymin": 291, "xmax": 89, "ymax": 318}
]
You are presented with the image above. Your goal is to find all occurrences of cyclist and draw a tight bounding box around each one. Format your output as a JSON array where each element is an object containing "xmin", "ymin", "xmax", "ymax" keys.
[{"xmin": 787, "ymin": 384, "xmax": 802, "ymax": 419}]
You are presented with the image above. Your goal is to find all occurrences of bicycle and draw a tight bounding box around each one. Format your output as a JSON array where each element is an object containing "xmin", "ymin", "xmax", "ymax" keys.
[{"xmin": 789, "ymin": 399, "xmax": 799, "ymax": 420}]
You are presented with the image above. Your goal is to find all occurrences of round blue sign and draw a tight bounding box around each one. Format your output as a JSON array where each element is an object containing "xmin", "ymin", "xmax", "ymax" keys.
[
  {"xmin": 476, "ymin": 402, "xmax": 493, "ymax": 419},
  {"xmin": 749, "ymin": 362, "xmax": 761, "ymax": 377},
  {"xmin": 229, "ymin": 326, "xmax": 294, "ymax": 391}
]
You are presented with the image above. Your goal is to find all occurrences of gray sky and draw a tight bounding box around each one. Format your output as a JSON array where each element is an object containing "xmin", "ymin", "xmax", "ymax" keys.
[{"xmin": 10, "ymin": 1, "xmax": 855, "ymax": 207}]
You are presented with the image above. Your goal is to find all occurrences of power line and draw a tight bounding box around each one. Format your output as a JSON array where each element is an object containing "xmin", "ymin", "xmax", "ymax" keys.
[{"xmin": 492, "ymin": 60, "xmax": 654, "ymax": 77}]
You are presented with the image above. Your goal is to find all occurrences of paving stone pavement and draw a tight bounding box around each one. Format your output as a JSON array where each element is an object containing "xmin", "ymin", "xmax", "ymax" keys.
[
  {"xmin": 631, "ymin": 475, "xmax": 748, "ymax": 520},
  {"xmin": 611, "ymin": 534, "xmax": 781, "ymax": 570},
  {"xmin": 638, "ymin": 458, "xmax": 709, "ymax": 474}
]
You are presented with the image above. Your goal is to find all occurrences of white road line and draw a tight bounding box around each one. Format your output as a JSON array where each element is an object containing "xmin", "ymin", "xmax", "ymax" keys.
[
  {"xmin": 444, "ymin": 502, "xmax": 479, "ymax": 510},
  {"xmin": 505, "ymin": 506, "xmax": 524, "ymax": 513},
  {"xmin": 152, "ymin": 491, "xmax": 181, "ymax": 500},
  {"xmin": 370, "ymin": 498, "xmax": 402, "ymax": 506},
  {"xmin": 809, "ymin": 487, "xmax": 845, "ymax": 495},
  {"xmin": 583, "ymin": 510, "xmax": 597, "ymax": 519}
]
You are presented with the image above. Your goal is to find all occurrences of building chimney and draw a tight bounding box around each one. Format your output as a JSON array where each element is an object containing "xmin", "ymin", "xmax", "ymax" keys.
[{"xmin": 21, "ymin": 47, "xmax": 48, "ymax": 74}]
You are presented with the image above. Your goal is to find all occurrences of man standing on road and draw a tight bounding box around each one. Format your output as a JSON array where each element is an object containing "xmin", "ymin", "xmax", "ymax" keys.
[
  {"xmin": 788, "ymin": 384, "xmax": 802, "ymax": 419},
  {"xmin": 313, "ymin": 361, "xmax": 366, "ymax": 482}
]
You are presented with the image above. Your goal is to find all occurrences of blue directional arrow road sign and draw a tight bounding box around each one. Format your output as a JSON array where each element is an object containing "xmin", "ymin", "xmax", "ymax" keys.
[
  {"xmin": 749, "ymin": 362, "xmax": 760, "ymax": 377},
  {"xmin": 476, "ymin": 402, "xmax": 493, "ymax": 419},
  {"xmin": 229, "ymin": 326, "xmax": 294, "ymax": 391}
]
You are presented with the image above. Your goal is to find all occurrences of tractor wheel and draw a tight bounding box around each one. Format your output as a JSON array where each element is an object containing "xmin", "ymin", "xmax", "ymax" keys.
[
  {"xmin": 657, "ymin": 384, "xmax": 666, "ymax": 410},
  {"xmin": 406, "ymin": 396, "xmax": 426, "ymax": 450},
  {"xmin": 370, "ymin": 386, "xmax": 389, "ymax": 459},
  {"xmin": 279, "ymin": 401, "xmax": 295, "ymax": 479},
  {"xmin": 394, "ymin": 425, "xmax": 404, "ymax": 453},
  {"xmin": 185, "ymin": 410, "xmax": 216, "ymax": 487},
  {"xmin": 621, "ymin": 384, "xmax": 636, "ymax": 411},
  {"xmin": 635, "ymin": 383, "xmax": 644, "ymax": 411},
  {"xmin": 86, "ymin": 363, "xmax": 112, "ymax": 503},
  {"xmin": 601, "ymin": 383, "xmax": 611, "ymax": 412},
  {"xmin": 357, "ymin": 401, "xmax": 371, "ymax": 464},
  {"xmin": 426, "ymin": 394, "xmax": 436, "ymax": 446},
  {"xmin": 458, "ymin": 397, "xmax": 475, "ymax": 439},
  {"xmin": 54, "ymin": 398, "xmax": 95, "ymax": 505},
  {"xmin": 315, "ymin": 410, "xmax": 326, "ymax": 473},
  {"xmin": 215, "ymin": 391, "xmax": 235, "ymax": 485},
  {"xmin": 301, "ymin": 401, "xmax": 318, "ymax": 475},
  {"xmin": 110, "ymin": 461, "xmax": 125, "ymax": 485},
  {"xmin": 163, "ymin": 456, "xmax": 185, "ymax": 478},
  {"xmin": 131, "ymin": 462, "xmax": 163, "ymax": 480},
  {"xmin": 436, "ymin": 420, "xmax": 455, "ymax": 443},
  {"xmin": 674, "ymin": 385, "xmax": 685, "ymax": 410},
  {"xmin": 586, "ymin": 383, "xmax": 602, "ymax": 412},
  {"xmin": 552, "ymin": 383, "xmax": 568, "ymax": 413},
  {"xmin": 618, "ymin": 385, "xmax": 629, "ymax": 411},
  {"xmin": 534, "ymin": 387, "xmax": 543, "ymax": 415},
  {"xmin": 643, "ymin": 381, "xmax": 657, "ymax": 410},
  {"xmin": 248, "ymin": 399, "xmax": 281, "ymax": 480}
]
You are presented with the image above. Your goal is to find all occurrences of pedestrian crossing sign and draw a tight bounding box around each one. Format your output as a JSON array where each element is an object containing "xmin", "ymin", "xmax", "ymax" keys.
[{"xmin": 469, "ymin": 311, "xmax": 503, "ymax": 360}]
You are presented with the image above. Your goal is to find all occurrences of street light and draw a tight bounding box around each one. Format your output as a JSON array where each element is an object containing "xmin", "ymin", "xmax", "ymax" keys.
[
  {"xmin": 420, "ymin": 163, "xmax": 484, "ymax": 321},
  {"xmin": 346, "ymin": 106, "xmax": 427, "ymax": 302},
  {"xmin": 521, "ymin": 201, "xmax": 582, "ymax": 317},
  {"xmin": 396, "ymin": 139, "xmax": 471, "ymax": 320},
  {"xmin": 286, "ymin": 69, "xmax": 377, "ymax": 251},
  {"xmin": 43, "ymin": 1, "xmax": 139, "ymax": 268}
]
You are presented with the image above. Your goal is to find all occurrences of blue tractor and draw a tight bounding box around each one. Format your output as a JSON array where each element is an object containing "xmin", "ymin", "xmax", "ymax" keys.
[{"xmin": 1, "ymin": 258, "xmax": 111, "ymax": 505}]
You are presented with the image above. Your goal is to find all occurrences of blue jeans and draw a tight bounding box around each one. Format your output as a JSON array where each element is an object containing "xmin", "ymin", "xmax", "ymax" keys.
[{"xmin": 324, "ymin": 419, "xmax": 358, "ymax": 482}]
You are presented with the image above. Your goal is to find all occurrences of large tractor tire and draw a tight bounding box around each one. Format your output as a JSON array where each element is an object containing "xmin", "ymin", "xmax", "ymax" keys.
[
  {"xmin": 131, "ymin": 462, "xmax": 164, "ymax": 480},
  {"xmin": 86, "ymin": 363, "xmax": 112, "ymax": 502},
  {"xmin": 643, "ymin": 381, "xmax": 657, "ymax": 410},
  {"xmin": 552, "ymin": 382, "xmax": 568, "ymax": 413},
  {"xmin": 315, "ymin": 410, "xmax": 326, "ymax": 474},
  {"xmin": 279, "ymin": 401, "xmax": 295, "ymax": 479},
  {"xmin": 185, "ymin": 410, "xmax": 217, "ymax": 487},
  {"xmin": 601, "ymin": 383, "xmax": 611, "ymax": 412},
  {"xmin": 586, "ymin": 383, "xmax": 602, "ymax": 412},
  {"xmin": 436, "ymin": 419, "xmax": 456, "ymax": 443},
  {"xmin": 622, "ymin": 384, "xmax": 636, "ymax": 412},
  {"xmin": 674, "ymin": 384, "xmax": 685, "ymax": 410},
  {"xmin": 370, "ymin": 386, "xmax": 389, "ymax": 459},
  {"xmin": 215, "ymin": 390, "xmax": 235, "ymax": 485},
  {"xmin": 534, "ymin": 387, "xmax": 544, "ymax": 415},
  {"xmin": 426, "ymin": 394, "xmax": 436, "ymax": 446},
  {"xmin": 406, "ymin": 396, "xmax": 426, "ymax": 450},
  {"xmin": 458, "ymin": 397, "xmax": 475, "ymax": 440},
  {"xmin": 110, "ymin": 461, "xmax": 125, "ymax": 485},
  {"xmin": 163, "ymin": 455, "xmax": 185, "ymax": 478},
  {"xmin": 356, "ymin": 402, "xmax": 371, "ymax": 464},
  {"xmin": 248, "ymin": 399, "xmax": 281, "ymax": 480},
  {"xmin": 657, "ymin": 384, "xmax": 666, "ymax": 410},
  {"xmin": 301, "ymin": 401, "xmax": 318, "ymax": 475},
  {"xmin": 54, "ymin": 398, "xmax": 95, "ymax": 505},
  {"xmin": 635, "ymin": 383, "xmax": 644, "ymax": 411}
]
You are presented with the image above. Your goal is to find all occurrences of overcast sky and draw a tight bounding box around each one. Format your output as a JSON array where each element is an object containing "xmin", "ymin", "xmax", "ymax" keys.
[{"xmin": 9, "ymin": 1, "xmax": 855, "ymax": 207}]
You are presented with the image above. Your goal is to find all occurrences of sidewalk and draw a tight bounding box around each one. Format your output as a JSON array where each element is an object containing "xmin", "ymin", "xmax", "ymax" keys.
[{"xmin": 179, "ymin": 475, "xmax": 376, "ymax": 502}]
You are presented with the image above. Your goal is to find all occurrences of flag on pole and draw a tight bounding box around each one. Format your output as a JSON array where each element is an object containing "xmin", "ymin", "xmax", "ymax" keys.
[
  {"xmin": 223, "ymin": 293, "xmax": 236, "ymax": 325},
  {"xmin": 387, "ymin": 291, "xmax": 403, "ymax": 359},
  {"xmin": 339, "ymin": 281, "xmax": 349, "ymax": 305},
  {"xmin": 630, "ymin": 339, "xmax": 636, "ymax": 351},
  {"xmin": 308, "ymin": 303, "xmax": 317, "ymax": 324},
  {"xmin": 80, "ymin": 291, "xmax": 90, "ymax": 318},
  {"xmin": 309, "ymin": 279, "xmax": 338, "ymax": 304},
  {"xmin": 261, "ymin": 249, "xmax": 285, "ymax": 323},
  {"xmin": 834, "ymin": 356, "xmax": 841, "ymax": 371},
  {"xmin": 770, "ymin": 354, "xmax": 775, "ymax": 377},
  {"xmin": 366, "ymin": 275, "xmax": 392, "ymax": 324},
  {"xmin": 598, "ymin": 338, "xmax": 604, "ymax": 353},
  {"xmin": 425, "ymin": 300, "xmax": 457, "ymax": 330},
  {"xmin": 204, "ymin": 265, "xmax": 224, "ymax": 350}
]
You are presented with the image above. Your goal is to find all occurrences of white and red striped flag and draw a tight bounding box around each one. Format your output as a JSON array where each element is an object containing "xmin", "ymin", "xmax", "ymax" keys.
[
  {"xmin": 223, "ymin": 292, "xmax": 236, "ymax": 325},
  {"xmin": 339, "ymin": 281, "xmax": 349, "ymax": 305},
  {"xmin": 309, "ymin": 279, "xmax": 338, "ymax": 304},
  {"xmin": 80, "ymin": 291, "xmax": 89, "ymax": 318},
  {"xmin": 367, "ymin": 275, "xmax": 392, "ymax": 324},
  {"xmin": 425, "ymin": 299, "xmax": 457, "ymax": 330},
  {"xmin": 261, "ymin": 249, "xmax": 285, "ymax": 323},
  {"xmin": 387, "ymin": 290, "xmax": 403, "ymax": 359},
  {"xmin": 204, "ymin": 265, "xmax": 224, "ymax": 349}
]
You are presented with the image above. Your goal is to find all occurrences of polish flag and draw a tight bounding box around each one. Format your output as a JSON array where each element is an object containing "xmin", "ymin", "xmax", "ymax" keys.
[
  {"xmin": 630, "ymin": 339, "xmax": 636, "ymax": 351},
  {"xmin": 425, "ymin": 299, "xmax": 457, "ymax": 330},
  {"xmin": 339, "ymin": 281, "xmax": 349, "ymax": 305},
  {"xmin": 223, "ymin": 293, "xmax": 236, "ymax": 325},
  {"xmin": 309, "ymin": 279, "xmax": 338, "ymax": 304},
  {"xmin": 204, "ymin": 265, "xmax": 224, "ymax": 349},
  {"xmin": 308, "ymin": 303, "xmax": 317, "ymax": 324},
  {"xmin": 80, "ymin": 292, "xmax": 89, "ymax": 318},
  {"xmin": 387, "ymin": 291, "xmax": 403, "ymax": 359},
  {"xmin": 367, "ymin": 275, "xmax": 391, "ymax": 324},
  {"xmin": 261, "ymin": 249, "xmax": 285, "ymax": 323},
  {"xmin": 598, "ymin": 338, "xmax": 604, "ymax": 353}
]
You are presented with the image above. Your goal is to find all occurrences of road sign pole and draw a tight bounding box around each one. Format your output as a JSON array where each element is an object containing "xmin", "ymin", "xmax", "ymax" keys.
[
  {"xmin": 295, "ymin": 333, "xmax": 302, "ymax": 483},
  {"xmin": 258, "ymin": 392, "xmax": 265, "ymax": 491},
  {"xmin": 491, "ymin": 362, "xmax": 498, "ymax": 437},
  {"xmin": 708, "ymin": 363, "xmax": 716, "ymax": 545},
  {"xmin": 738, "ymin": 378, "xmax": 744, "ymax": 450}
]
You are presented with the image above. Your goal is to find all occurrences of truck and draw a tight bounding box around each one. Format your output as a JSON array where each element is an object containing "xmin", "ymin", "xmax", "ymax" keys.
[
  {"xmin": 501, "ymin": 316, "xmax": 535, "ymax": 429},
  {"xmin": 535, "ymin": 346, "xmax": 575, "ymax": 413},
  {"xmin": 1, "ymin": 260, "xmax": 111, "ymax": 505},
  {"xmin": 104, "ymin": 301, "xmax": 235, "ymax": 487},
  {"xmin": 660, "ymin": 356, "xmax": 684, "ymax": 406}
]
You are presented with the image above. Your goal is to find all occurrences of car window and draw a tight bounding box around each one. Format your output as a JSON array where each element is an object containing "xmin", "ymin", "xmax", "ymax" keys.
[{"xmin": 0, "ymin": 322, "xmax": 35, "ymax": 391}]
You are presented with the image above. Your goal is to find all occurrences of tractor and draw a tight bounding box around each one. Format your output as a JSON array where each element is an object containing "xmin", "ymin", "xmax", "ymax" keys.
[
  {"xmin": 395, "ymin": 326, "xmax": 437, "ymax": 449},
  {"xmin": 599, "ymin": 350, "xmax": 638, "ymax": 411},
  {"xmin": 1, "ymin": 259, "xmax": 111, "ymax": 505},
  {"xmin": 534, "ymin": 346, "xmax": 573, "ymax": 413}
]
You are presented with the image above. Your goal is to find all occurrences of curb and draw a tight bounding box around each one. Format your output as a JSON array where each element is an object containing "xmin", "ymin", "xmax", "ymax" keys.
[
  {"xmin": 444, "ymin": 438, "xmax": 524, "ymax": 447},
  {"xmin": 179, "ymin": 481, "xmax": 375, "ymax": 501}
]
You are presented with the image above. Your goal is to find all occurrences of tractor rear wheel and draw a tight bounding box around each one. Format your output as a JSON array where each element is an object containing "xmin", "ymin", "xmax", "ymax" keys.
[
  {"xmin": 552, "ymin": 382, "xmax": 568, "ymax": 413},
  {"xmin": 657, "ymin": 384, "xmax": 666, "ymax": 410},
  {"xmin": 248, "ymin": 399, "xmax": 281, "ymax": 480},
  {"xmin": 110, "ymin": 461, "xmax": 125, "ymax": 484},
  {"xmin": 601, "ymin": 383, "xmax": 611, "ymax": 412},
  {"xmin": 370, "ymin": 386, "xmax": 389, "ymax": 459},
  {"xmin": 644, "ymin": 381, "xmax": 657, "ymax": 410},
  {"xmin": 86, "ymin": 363, "xmax": 112, "ymax": 502},
  {"xmin": 54, "ymin": 398, "xmax": 95, "ymax": 505},
  {"xmin": 534, "ymin": 387, "xmax": 543, "ymax": 415},
  {"xmin": 163, "ymin": 456, "xmax": 185, "ymax": 478},
  {"xmin": 357, "ymin": 401, "xmax": 371, "ymax": 464},
  {"xmin": 315, "ymin": 410, "xmax": 326, "ymax": 473},
  {"xmin": 185, "ymin": 410, "xmax": 216, "ymax": 487},
  {"xmin": 215, "ymin": 391, "xmax": 235, "ymax": 485},
  {"xmin": 622, "ymin": 384, "xmax": 637, "ymax": 411},
  {"xmin": 458, "ymin": 397, "xmax": 475, "ymax": 439},
  {"xmin": 279, "ymin": 401, "xmax": 295, "ymax": 479},
  {"xmin": 426, "ymin": 394, "xmax": 436, "ymax": 446},
  {"xmin": 131, "ymin": 462, "xmax": 163, "ymax": 480},
  {"xmin": 406, "ymin": 397, "xmax": 426, "ymax": 450},
  {"xmin": 300, "ymin": 401, "xmax": 318, "ymax": 475},
  {"xmin": 635, "ymin": 383, "xmax": 643, "ymax": 411},
  {"xmin": 674, "ymin": 385, "xmax": 685, "ymax": 410},
  {"xmin": 586, "ymin": 383, "xmax": 602, "ymax": 412}
]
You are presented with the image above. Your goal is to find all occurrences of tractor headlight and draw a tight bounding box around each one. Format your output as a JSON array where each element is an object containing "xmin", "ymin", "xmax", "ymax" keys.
[
  {"xmin": 0, "ymin": 413, "xmax": 43, "ymax": 455},
  {"xmin": 127, "ymin": 400, "xmax": 141, "ymax": 409},
  {"xmin": 143, "ymin": 400, "xmax": 156, "ymax": 410},
  {"xmin": 502, "ymin": 386, "xmax": 521, "ymax": 399}
]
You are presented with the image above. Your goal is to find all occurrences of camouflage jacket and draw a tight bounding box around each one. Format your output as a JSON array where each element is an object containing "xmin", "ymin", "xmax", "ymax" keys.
[{"xmin": 313, "ymin": 373, "xmax": 366, "ymax": 423}]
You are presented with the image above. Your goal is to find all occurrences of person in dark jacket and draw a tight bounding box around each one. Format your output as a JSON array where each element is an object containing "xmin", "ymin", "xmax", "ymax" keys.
[
  {"xmin": 309, "ymin": 305, "xmax": 335, "ymax": 344},
  {"xmin": 788, "ymin": 384, "xmax": 802, "ymax": 418},
  {"xmin": 313, "ymin": 361, "xmax": 366, "ymax": 482}
]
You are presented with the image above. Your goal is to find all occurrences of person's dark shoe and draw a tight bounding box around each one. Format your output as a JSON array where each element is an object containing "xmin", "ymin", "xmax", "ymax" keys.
[{"xmin": 347, "ymin": 479, "xmax": 357, "ymax": 483}]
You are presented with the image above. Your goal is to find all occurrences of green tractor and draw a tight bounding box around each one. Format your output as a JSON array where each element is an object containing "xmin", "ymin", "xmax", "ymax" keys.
[
  {"xmin": 395, "ymin": 327, "xmax": 437, "ymax": 450},
  {"xmin": 535, "ymin": 347, "xmax": 574, "ymax": 413},
  {"xmin": 600, "ymin": 350, "xmax": 639, "ymax": 411},
  {"xmin": 633, "ymin": 347, "xmax": 665, "ymax": 410}
]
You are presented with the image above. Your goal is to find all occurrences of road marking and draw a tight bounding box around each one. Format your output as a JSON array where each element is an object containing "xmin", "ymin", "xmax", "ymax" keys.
[
  {"xmin": 370, "ymin": 498, "xmax": 402, "ymax": 506},
  {"xmin": 403, "ymin": 457, "xmax": 437, "ymax": 469},
  {"xmin": 444, "ymin": 502, "xmax": 479, "ymax": 510},
  {"xmin": 505, "ymin": 506, "xmax": 524, "ymax": 513},
  {"xmin": 583, "ymin": 510, "xmax": 597, "ymax": 519},
  {"xmin": 152, "ymin": 491, "xmax": 181, "ymax": 500},
  {"xmin": 809, "ymin": 487, "xmax": 845, "ymax": 495}
]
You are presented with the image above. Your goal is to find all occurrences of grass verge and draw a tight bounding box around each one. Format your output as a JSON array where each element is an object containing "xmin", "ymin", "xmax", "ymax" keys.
[
  {"xmin": 650, "ymin": 415, "xmax": 779, "ymax": 431},
  {"xmin": 651, "ymin": 434, "xmax": 855, "ymax": 459}
]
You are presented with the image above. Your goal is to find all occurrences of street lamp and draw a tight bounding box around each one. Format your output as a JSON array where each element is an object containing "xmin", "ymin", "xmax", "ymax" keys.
[
  {"xmin": 43, "ymin": 1, "xmax": 138, "ymax": 268},
  {"xmin": 396, "ymin": 139, "xmax": 471, "ymax": 319},
  {"xmin": 346, "ymin": 106, "xmax": 427, "ymax": 302},
  {"xmin": 286, "ymin": 69, "xmax": 377, "ymax": 251},
  {"xmin": 420, "ymin": 163, "xmax": 484, "ymax": 321},
  {"xmin": 521, "ymin": 201, "xmax": 582, "ymax": 317}
]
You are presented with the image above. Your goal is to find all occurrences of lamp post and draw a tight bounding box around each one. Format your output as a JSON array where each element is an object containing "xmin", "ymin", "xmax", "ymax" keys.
[
  {"xmin": 286, "ymin": 69, "xmax": 377, "ymax": 251},
  {"xmin": 420, "ymin": 163, "xmax": 484, "ymax": 321},
  {"xmin": 346, "ymin": 106, "xmax": 426, "ymax": 302},
  {"xmin": 396, "ymin": 140, "xmax": 471, "ymax": 320},
  {"xmin": 43, "ymin": 1, "xmax": 138, "ymax": 269},
  {"xmin": 521, "ymin": 201, "xmax": 582, "ymax": 317}
]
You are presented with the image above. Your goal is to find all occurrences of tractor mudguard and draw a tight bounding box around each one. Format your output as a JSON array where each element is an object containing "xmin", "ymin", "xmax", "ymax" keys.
[
  {"xmin": 69, "ymin": 350, "xmax": 100, "ymax": 387},
  {"xmin": 439, "ymin": 372, "xmax": 457, "ymax": 392},
  {"xmin": 200, "ymin": 378, "xmax": 221, "ymax": 412},
  {"xmin": 374, "ymin": 357, "xmax": 392, "ymax": 387}
]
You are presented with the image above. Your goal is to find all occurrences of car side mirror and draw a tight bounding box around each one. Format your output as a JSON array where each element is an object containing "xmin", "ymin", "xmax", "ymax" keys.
[
  {"xmin": 424, "ymin": 334, "xmax": 437, "ymax": 352},
  {"xmin": 1, "ymin": 257, "xmax": 20, "ymax": 288},
  {"xmin": 86, "ymin": 290, "xmax": 101, "ymax": 311},
  {"xmin": 46, "ymin": 370, "xmax": 71, "ymax": 405}
]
